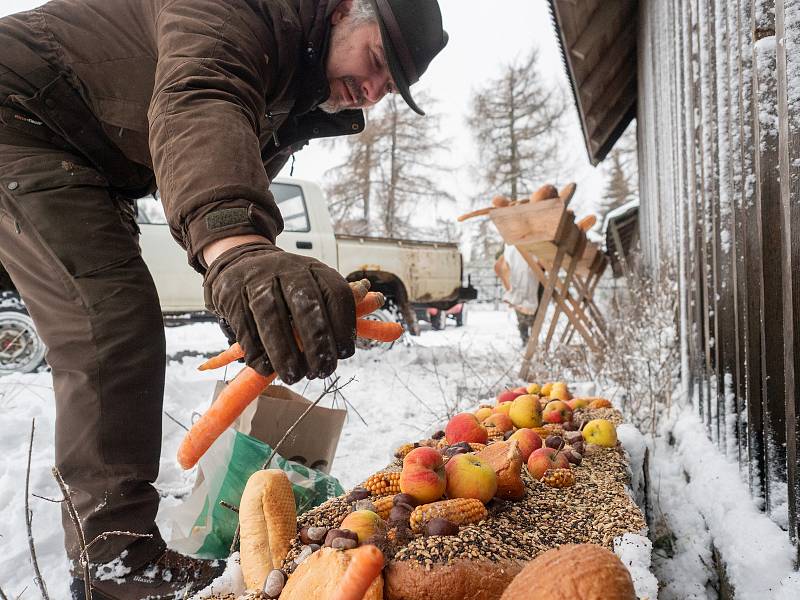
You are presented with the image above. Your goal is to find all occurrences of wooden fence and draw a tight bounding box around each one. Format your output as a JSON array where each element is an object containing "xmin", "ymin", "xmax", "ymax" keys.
[{"xmin": 636, "ymin": 0, "xmax": 800, "ymax": 552}]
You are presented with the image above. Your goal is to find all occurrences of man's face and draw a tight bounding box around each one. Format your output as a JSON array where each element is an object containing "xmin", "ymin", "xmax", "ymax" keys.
[{"xmin": 321, "ymin": 13, "xmax": 395, "ymax": 113}]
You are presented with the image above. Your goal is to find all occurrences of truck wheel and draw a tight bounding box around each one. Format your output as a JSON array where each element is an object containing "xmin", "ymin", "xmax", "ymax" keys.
[
  {"xmin": 430, "ymin": 310, "xmax": 446, "ymax": 331},
  {"xmin": 0, "ymin": 292, "xmax": 47, "ymax": 375},
  {"xmin": 356, "ymin": 308, "xmax": 399, "ymax": 351},
  {"xmin": 454, "ymin": 305, "xmax": 467, "ymax": 327}
]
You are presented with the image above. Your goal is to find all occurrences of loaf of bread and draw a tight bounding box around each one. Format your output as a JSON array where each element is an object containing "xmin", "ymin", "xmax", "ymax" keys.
[
  {"xmin": 499, "ymin": 544, "xmax": 636, "ymax": 600},
  {"xmin": 281, "ymin": 547, "xmax": 383, "ymax": 600},
  {"xmin": 530, "ymin": 183, "xmax": 560, "ymax": 202}
]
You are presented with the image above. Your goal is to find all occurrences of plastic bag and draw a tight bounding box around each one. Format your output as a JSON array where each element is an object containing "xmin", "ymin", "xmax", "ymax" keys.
[{"xmin": 161, "ymin": 428, "xmax": 344, "ymax": 558}]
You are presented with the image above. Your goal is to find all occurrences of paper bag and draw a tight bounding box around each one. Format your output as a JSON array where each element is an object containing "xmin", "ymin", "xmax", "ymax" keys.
[{"xmin": 227, "ymin": 382, "xmax": 346, "ymax": 474}]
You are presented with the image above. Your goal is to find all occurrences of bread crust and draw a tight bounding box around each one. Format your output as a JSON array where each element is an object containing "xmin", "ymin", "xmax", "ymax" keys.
[
  {"xmin": 281, "ymin": 547, "xmax": 383, "ymax": 600},
  {"xmin": 384, "ymin": 558, "xmax": 523, "ymax": 600}
]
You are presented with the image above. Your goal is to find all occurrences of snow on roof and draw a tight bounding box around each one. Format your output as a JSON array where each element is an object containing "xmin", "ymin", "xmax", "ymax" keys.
[{"xmin": 602, "ymin": 198, "xmax": 640, "ymax": 234}]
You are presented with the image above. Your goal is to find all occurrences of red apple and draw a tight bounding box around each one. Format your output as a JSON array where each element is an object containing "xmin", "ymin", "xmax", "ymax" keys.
[
  {"xmin": 542, "ymin": 400, "xmax": 573, "ymax": 424},
  {"xmin": 508, "ymin": 428, "xmax": 543, "ymax": 462},
  {"xmin": 496, "ymin": 389, "xmax": 525, "ymax": 404},
  {"xmin": 400, "ymin": 447, "xmax": 446, "ymax": 504},
  {"xmin": 445, "ymin": 413, "xmax": 489, "ymax": 445},
  {"xmin": 526, "ymin": 447, "xmax": 570, "ymax": 480},
  {"xmin": 483, "ymin": 412, "xmax": 514, "ymax": 433}
]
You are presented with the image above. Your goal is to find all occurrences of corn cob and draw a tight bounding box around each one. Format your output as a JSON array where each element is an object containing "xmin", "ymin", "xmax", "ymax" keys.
[
  {"xmin": 372, "ymin": 495, "xmax": 395, "ymax": 520},
  {"xmin": 542, "ymin": 468, "xmax": 575, "ymax": 488},
  {"xmin": 362, "ymin": 471, "xmax": 401, "ymax": 496},
  {"xmin": 486, "ymin": 426, "xmax": 505, "ymax": 442},
  {"xmin": 394, "ymin": 442, "xmax": 418, "ymax": 459},
  {"xmin": 410, "ymin": 498, "xmax": 488, "ymax": 533}
]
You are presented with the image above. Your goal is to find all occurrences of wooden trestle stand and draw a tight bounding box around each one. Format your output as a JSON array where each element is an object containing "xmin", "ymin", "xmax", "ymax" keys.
[{"xmin": 487, "ymin": 191, "xmax": 607, "ymax": 381}]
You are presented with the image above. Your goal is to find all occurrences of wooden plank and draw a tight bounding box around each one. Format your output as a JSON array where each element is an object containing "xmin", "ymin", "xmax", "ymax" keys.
[
  {"xmin": 519, "ymin": 246, "xmax": 566, "ymax": 380},
  {"xmin": 519, "ymin": 250, "xmax": 601, "ymax": 353},
  {"xmin": 739, "ymin": 0, "xmax": 767, "ymax": 498},
  {"xmin": 753, "ymin": 0, "xmax": 787, "ymax": 510},
  {"xmin": 570, "ymin": 0, "xmax": 631, "ymax": 62},
  {"xmin": 726, "ymin": 0, "xmax": 747, "ymax": 465},
  {"xmin": 713, "ymin": 0, "xmax": 738, "ymax": 454},
  {"xmin": 700, "ymin": 0, "xmax": 724, "ymax": 446},
  {"xmin": 775, "ymin": 0, "xmax": 800, "ymax": 550}
]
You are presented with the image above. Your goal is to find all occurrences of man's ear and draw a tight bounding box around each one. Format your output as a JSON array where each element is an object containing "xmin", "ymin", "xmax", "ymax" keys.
[{"xmin": 330, "ymin": 0, "xmax": 354, "ymax": 25}]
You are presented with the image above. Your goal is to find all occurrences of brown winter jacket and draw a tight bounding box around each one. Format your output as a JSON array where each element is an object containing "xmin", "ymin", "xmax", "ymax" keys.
[{"xmin": 0, "ymin": 0, "xmax": 364, "ymax": 270}]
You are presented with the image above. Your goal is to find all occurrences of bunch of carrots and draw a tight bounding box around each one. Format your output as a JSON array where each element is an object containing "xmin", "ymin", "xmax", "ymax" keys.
[{"xmin": 177, "ymin": 280, "xmax": 404, "ymax": 469}]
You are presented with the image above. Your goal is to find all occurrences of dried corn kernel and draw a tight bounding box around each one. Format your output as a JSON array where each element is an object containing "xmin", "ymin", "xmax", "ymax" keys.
[
  {"xmin": 372, "ymin": 495, "xmax": 395, "ymax": 520},
  {"xmin": 542, "ymin": 468, "xmax": 575, "ymax": 488},
  {"xmin": 362, "ymin": 471, "xmax": 401, "ymax": 496},
  {"xmin": 410, "ymin": 498, "xmax": 487, "ymax": 533},
  {"xmin": 394, "ymin": 443, "xmax": 418, "ymax": 459}
]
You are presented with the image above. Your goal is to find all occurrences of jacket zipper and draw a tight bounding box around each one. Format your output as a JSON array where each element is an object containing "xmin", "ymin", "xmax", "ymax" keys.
[{"xmin": 266, "ymin": 111, "xmax": 280, "ymax": 147}]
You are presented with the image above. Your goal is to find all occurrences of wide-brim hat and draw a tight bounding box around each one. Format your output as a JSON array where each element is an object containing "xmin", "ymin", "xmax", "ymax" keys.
[{"xmin": 368, "ymin": 0, "xmax": 448, "ymax": 115}]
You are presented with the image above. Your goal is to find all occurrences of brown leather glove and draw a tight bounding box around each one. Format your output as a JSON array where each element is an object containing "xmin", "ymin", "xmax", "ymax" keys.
[{"xmin": 203, "ymin": 242, "xmax": 356, "ymax": 383}]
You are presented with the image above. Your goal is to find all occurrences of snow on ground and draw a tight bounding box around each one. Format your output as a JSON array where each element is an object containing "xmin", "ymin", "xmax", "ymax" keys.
[
  {"xmin": 649, "ymin": 403, "xmax": 800, "ymax": 600},
  {"xmin": 0, "ymin": 306, "xmax": 528, "ymax": 598}
]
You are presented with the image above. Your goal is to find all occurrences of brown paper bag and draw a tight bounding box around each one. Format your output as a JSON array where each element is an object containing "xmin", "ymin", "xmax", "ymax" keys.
[{"xmin": 216, "ymin": 381, "xmax": 346, "ymax": 474}]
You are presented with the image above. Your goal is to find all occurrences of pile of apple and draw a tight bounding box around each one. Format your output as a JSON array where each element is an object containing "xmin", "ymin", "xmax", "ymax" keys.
[{"xmin": 421, "ymin": 382, "xmax": 620, "ymax": 495}]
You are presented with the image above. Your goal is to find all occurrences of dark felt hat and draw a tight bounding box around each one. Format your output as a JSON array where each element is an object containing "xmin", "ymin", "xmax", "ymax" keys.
[{"xmin": 368, "ymin": 0, "xmax": 448, "ymax": 115}]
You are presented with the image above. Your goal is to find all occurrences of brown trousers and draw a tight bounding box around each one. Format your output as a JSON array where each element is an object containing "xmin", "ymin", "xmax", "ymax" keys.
[{"xmin": 0, "ymin": 111, "xmax": 167, "ymax": 568}]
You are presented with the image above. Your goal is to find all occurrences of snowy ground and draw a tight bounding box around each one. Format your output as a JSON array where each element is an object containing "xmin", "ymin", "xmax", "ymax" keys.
[
  {"xmin": 0, "ymin": 306, "xmax": 530, "ymax": 598},
  {"xmin": 4, "ymin": 305, "xmax": 798, "ymax": 599}
]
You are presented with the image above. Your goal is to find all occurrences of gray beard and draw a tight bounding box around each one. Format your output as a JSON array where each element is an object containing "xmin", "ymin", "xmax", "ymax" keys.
[{"xmin": 317, "ymin": 99, "xmax": 340, "ymax": 114}]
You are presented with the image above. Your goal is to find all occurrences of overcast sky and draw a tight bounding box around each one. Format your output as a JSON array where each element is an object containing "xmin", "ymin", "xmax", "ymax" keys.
[{"xmin": 0, "ymin": 0, "xmax": 608, "ymax": 228}]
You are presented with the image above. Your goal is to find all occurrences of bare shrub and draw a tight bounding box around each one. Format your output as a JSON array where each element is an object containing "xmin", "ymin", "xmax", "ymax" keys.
[{"xmin": 524, "ymin": 253, "xmax": 680, "ymax": 432}]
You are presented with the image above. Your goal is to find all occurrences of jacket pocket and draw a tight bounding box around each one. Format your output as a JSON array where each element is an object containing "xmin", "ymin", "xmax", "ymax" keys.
[{"xmin": 1, "ymin": 152, "xmax": 142, "ymax": 283}]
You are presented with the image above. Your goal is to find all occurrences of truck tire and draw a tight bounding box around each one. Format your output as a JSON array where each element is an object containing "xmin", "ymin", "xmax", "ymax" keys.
[
  {"xmin": 430, "ymin": 310, "xmax": 446, "ymax": 331},
  {"xmin": 0, "ymin": 292, "xmax": 47, "ymax": 375},
  {"xmin": 356, "ymin": 308, "xmax": 398, "ymax": 351}
]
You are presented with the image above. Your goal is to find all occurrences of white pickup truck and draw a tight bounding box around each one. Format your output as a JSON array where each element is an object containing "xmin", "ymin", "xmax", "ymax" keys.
[{"xmin": 0, "ymin": 177, "xmax": 476, "ymax": 373}]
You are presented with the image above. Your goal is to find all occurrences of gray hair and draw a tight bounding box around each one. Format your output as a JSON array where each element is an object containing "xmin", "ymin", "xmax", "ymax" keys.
[{"xmin": 346, "ymin": 0, "xmax": 378, "ymax": 27}]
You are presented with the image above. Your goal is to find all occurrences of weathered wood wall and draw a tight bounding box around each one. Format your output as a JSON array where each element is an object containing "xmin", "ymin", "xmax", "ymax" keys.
[{"xmin": 637, "ymin": 0, "xmax": 800, "ymax": 553}]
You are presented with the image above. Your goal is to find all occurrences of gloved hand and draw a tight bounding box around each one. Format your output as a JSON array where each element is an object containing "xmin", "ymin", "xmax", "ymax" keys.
[{"xmin": 203, "ymin": 241, "xmax": 356, "ymax": 383}]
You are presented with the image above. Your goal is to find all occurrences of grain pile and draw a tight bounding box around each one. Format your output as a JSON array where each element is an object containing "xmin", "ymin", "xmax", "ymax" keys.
[{"xmin": 283, "ymin": 408, "xmax": 646, "ymax": 571}]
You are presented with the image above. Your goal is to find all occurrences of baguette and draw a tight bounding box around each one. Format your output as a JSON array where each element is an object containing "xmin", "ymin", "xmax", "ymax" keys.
[{"xmin": 239, "ymin": 470, "xmax": 296, "ymax": 591}]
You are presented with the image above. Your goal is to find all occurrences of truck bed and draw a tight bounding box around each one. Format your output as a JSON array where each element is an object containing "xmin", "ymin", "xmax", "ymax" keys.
[{"xmin": 336, "ymin": 234, "xmax": 462, "ymax": 304}]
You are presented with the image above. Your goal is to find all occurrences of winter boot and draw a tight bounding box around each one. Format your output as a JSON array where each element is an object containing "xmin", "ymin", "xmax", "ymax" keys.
[{"xmin": 69, "ymin": 549, "xmax": 226, "ymax": 600}]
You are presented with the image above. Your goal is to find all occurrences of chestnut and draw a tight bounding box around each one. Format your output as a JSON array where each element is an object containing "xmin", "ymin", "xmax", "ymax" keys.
[{"xmin": 423, "ymin": 518, "xmax": 459, "ymax": 537}]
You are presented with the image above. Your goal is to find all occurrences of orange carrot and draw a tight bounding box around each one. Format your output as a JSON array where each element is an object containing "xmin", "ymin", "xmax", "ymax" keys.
[
  {"xmin": 198, "ymin": 343, "xmax": 245, "ymax": 371},
  {"xmin": 356, "ymin": 319, "xmax": 404, "ymax": 342},
  {"xmin": 198, "ymin": 290, "xmax": 386, "ymax": 372},
  {"xmin": 177, "ymin": 367, "xmax": 276, "ymax": 469},
  {"xmin": 330, "ymin": 545, "xmax": 385, "ymax": 600},
  {"xmin": 355, "ymin": 292, "xmax": 385, "ymax": 318}
]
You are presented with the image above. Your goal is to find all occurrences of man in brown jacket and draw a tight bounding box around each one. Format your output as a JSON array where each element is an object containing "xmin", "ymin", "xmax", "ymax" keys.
[{"xmin": 0, "ymin": 0, "xmax": 447, "ymax": 597}]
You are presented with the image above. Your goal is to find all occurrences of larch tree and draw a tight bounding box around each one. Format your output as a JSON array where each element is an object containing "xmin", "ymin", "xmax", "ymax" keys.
[
  {"xmin": 324, "ymin": 109, "xmax": 386, "ymax": 235},
  {"xmin": 467, "ymin": 48, "xmax": 566, "ymax": 201},
  {"xmin": 324, "ymin": 91, "xmax": 454, "ymax": 239}
]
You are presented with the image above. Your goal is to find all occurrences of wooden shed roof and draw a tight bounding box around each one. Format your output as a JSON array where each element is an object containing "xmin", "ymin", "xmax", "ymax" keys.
[{"xmin": 547, "ymin": 0, "xmax": 638, "ymax": 165}]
